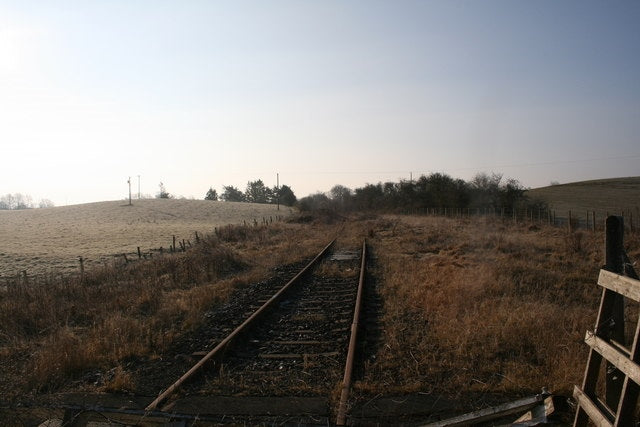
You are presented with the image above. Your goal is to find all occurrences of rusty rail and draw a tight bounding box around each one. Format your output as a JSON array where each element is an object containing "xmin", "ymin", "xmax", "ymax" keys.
[
  {"xmin": 336, "ymin": 239, "xmax": 367, "ymax": 425},
  {"xmin": 145, "ymin": 238, "xmax": 336, "ymax": 411}
]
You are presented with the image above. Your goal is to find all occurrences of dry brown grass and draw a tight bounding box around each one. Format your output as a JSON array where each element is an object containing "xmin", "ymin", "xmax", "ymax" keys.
[
  {"xmin": 0, "ymin": 198, "xmax": 293, "ymax": 276},
  {"xmin": 356, "ymin": 215, "xmax": 639, "ymax": 404},
  {"xmin": 2, "ymin": 207, "xmax": 637, "ymax": 412},
  {"xmin": 0, "ymin": 220, "xmax": 334, "ymax": 399},
  {"xmin": 527, "ymin": 176, "xmax": 640, "ymax": 219}
]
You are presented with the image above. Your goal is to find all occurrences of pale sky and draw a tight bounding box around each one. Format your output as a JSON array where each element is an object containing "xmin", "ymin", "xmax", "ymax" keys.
[{"xmin": 1, "ymin": 1, "xmax": 639, "ymax": 206}]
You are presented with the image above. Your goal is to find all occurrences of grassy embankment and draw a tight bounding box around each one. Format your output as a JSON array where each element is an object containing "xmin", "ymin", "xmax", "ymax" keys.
[
  {"xmin": 0, "ymin": 198, "xmax": 293, "ymax": 277},
  {"xmin": 1, "ymin": 193, "xmax": 638, "ymax": 414},
  {"xmin": 527, "ymin": 176, "xmax": 640, "ymax": 223}
]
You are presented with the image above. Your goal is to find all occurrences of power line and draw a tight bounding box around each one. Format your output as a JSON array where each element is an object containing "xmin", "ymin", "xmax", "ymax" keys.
[{"xmin": 233, "ymin": 154, "xmax": 640, "ymax": 176}]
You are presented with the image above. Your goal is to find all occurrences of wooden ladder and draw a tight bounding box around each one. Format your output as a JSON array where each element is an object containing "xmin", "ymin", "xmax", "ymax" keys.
[{"xmin": 574, "ymin": 216, "xmax": 640, "ymax": 426}]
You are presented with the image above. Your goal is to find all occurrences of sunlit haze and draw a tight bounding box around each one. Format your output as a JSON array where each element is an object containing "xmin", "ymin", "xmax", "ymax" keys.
[{"xmin": 2, "ymin": 1, "xmax": 639, "ymax": 206}]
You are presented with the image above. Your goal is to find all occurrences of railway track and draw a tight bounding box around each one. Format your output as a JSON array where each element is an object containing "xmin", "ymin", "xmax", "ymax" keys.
[
  {"xmin": 2, "ymin": 238, "xmax": 375, "ymax": 425},
  {"xmin": 100, "ymin": 237, "xmax": 368, "ymax": 426},
  {"xmin": 140, "ymin": 237, "xmax": 370, "ymax": 424}
]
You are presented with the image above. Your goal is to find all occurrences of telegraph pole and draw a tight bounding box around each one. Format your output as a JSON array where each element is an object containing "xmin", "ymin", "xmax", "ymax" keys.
[
  {"xmin": 128, "ymin": 177, "xmax": 132, "ymax": 205},
  {"xmin": 137, "ymin": 175, "xmax": 141, "ymax": 199}
]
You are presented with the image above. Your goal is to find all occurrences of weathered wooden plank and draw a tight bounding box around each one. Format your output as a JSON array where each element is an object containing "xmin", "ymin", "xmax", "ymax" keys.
[
  {"xmin": 585, "ymin": 332, "xmax": 640, "ymax": 385},
  {"xmin": 259, "ymin": 351, "xmax": 339, "ymax": 359},
  {"xmin": 269, "ymin": 340, "xmax": 332, "ymax": 345},
  {"xmin": 423, "ymin": 394, "xmax": 545, "ymax": 427},
  {"xmin": 598, "ymin": 270, "xmax": 640, "ymax": 302},
  {"xmin": 614, "ymin": 289, "xmax": 640, "ymax": 426},
  {"xmin": 513, "ymin": 396, "xmax": 555, "ymax": 423},
  {"xmin": 573, "ymin": 386, "xmax": 613, "ymax": 427}
]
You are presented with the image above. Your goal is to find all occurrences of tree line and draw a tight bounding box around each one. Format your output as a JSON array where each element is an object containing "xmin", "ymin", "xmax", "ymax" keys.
[
  {"xmin": 0, "ymin": 193, "xmax": 55, "ymax": 210},
  {"xmin": 296, "ymin": 172, "xmax": 545, "ymax": 213},
  {"xmin": 199, "ymin": 179, "xmax": 297, "ymax": 206}
]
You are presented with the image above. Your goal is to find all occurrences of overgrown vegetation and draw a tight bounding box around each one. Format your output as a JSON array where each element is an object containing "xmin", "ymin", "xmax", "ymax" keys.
[
  {"xmin": 297, "ymin": 172, "xmax": 545, "ymax": 214},
  {"xmin": 2, "ymin": 200, "xmax": 637, "ymax": 418},
  {"xmin": 0, "ymin": 221, "xmax": 330, "ymax": 399},
  {"xmin": 354, "ymin": 215, "xmax": 639, "ymax": 406}
]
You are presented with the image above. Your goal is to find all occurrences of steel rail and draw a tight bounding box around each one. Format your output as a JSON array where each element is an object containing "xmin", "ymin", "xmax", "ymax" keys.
[
  {"xmin": 145, "ymin": 238, "xmax": 336, "ymax": 411},
  {"xmin": 336, "ymin": 239, "xmax": 367, "ymax": 425}
]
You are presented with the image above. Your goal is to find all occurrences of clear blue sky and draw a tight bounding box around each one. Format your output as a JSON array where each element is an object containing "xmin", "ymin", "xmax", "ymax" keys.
[{"xmin": 2, "ymin": 1, "xmax": 639, "ymax": 205}]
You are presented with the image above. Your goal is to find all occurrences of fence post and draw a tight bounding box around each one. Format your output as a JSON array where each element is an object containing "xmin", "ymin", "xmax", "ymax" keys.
[
  {"xmin": 605, "ymin": 215, "xmax": 626, "ymax": 409},
  {"xmin": 586, "ymin": 211, "xmax": 589, "ymax": 230},
  {"xmin": 568, "ymin": 210, "xmax": 572, "ymax": 233},
  {"xmin": 79, "ymin": 257, "xmax": 85, "ymax": 283}
]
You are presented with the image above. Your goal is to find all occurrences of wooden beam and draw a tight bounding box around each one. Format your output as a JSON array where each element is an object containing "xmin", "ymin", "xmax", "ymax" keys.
[
  {"xmin": 269, "ymin": 340, "xmax": 332, "ymax": 345},
  {"xmin": 423, "ymin": 393, "xmax": 547, "ymax": 427},
  {"xmin": 513, "ymin": 396, "xmax": 555, "ymax": 423},
  {"xmin": 598, "ymin": 270, "xmax": 640, "ymax": 302},
  {"xmin": 614, "ymin": 288, "xmax": 640, "ymax": 426},
  {"xmin": 584, "ymin": 332, "xmax": 640, "ymax": 384},
  {"xmin": 258, "ymin": 352, "xmax": 339, "ymax": 359},
  {"xmin": 604, "ymin": 216, "xmax": 626, "ymax": 408},
  {"xmin": 573, "ymin": 386, "xmax": 613, "ymax": 427}
]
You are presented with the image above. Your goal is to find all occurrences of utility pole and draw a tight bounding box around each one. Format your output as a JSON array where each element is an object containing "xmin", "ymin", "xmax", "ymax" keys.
[
  {"xmin": 276, "ymin": 172, "xmax": 280, "ymax": 211},
  {"xmin": 137, "ymin": 175, "xmax": 141, "ymax": 199},
  {"xmin": 128, "ymin": 177, "xmax": 132, "ymax": 205}
]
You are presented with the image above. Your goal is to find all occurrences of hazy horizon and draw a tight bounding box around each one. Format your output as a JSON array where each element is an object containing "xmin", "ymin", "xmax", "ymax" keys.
[{"xmin": 2, "ymin": 1, "xmax": 639, "ymax": 206}]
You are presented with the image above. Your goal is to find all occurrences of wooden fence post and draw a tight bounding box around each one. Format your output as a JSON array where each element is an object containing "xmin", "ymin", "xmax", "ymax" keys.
[
  {"xmin": 79, "ymin": 257, "xmax": 85, "ymax": 283},
  {"xmin": 586, "ymin": 211, "xmax": 589, "ymax": 230},
  {"xmin": 568, "ymin": 210, "xmax": 572, "ymax": 233},
  {"xmin": 605, "ymin": 215, "xmax": 626, "ymax": 409}
]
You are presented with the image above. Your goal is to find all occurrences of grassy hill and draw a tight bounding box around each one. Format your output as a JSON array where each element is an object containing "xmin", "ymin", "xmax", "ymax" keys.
[
  {"xmin": 526, "ymin": 177, "xmax": 640, "ymax": 220},
  {"xmin": 0, "ymin": 198, "xmax": 293, "ymax": 276}
]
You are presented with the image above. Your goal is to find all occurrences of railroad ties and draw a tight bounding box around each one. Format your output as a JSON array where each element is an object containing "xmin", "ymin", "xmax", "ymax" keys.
[
  {"xmin": 139, "ymin": 238, "xmax": 369, "ymax": 425},
  {"xmin": 12, "ymin": 239, "xmax": 372, "ymax": 425}
]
